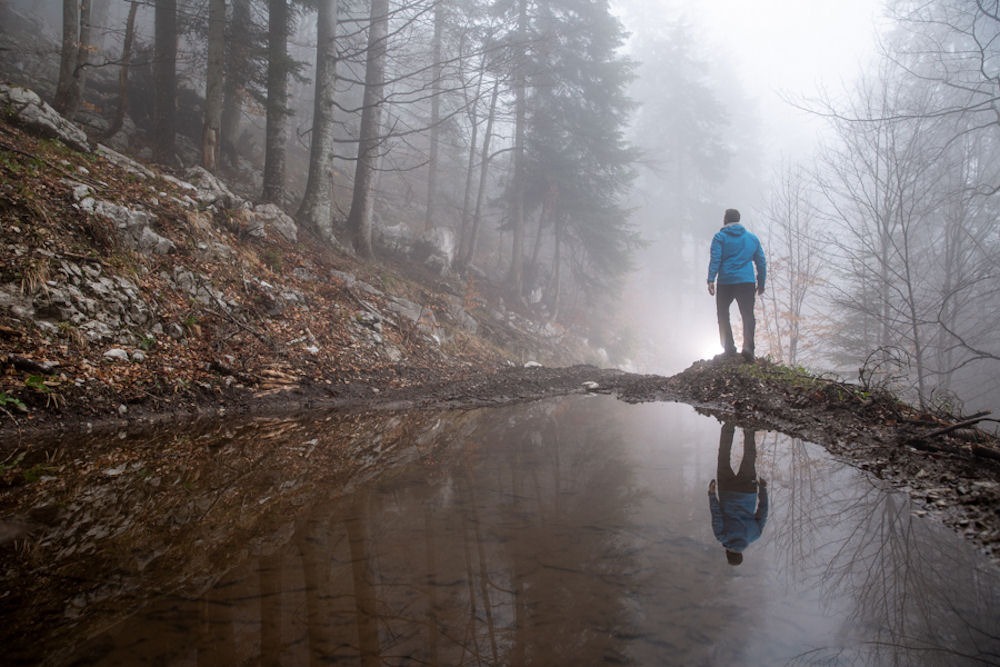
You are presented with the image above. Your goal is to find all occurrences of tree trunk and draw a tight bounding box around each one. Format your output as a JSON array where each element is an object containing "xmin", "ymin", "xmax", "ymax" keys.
[
  {"xmin": 507, "ymin": 0, "xmax": 528, "ymax": 296},
  {"xmin": 153, "ymin": 0, "xmax": 177, "ymax": 165},
  {"xmin": 424, "ymin": 0, "xmax": 445, "ymax": 231},
  {"xmin": 460, "ymin": 77, "xmax": 500, "ymax": 269},
  {"xmin": 297, "ymin": 0, "xmax": 339, "ymax": 240},
  {"xmin": 346, "ymin": 0, "xmax": 389, "ymax": 259},
  {"xmin": 262, "ymin": 0, "xmax": 290, "ymax": 204},
  {"xmin": 54, "ymin": 0, "xmax": 91, "ymax": 117},
  {"xmin": 102, "ymin": 0, "xmax": 138, "ymax": 140},
  {"xmin": 201, "ymin": 0, "xmax": 226, "ymax": 171},
  {"xmin": 221, "ymin": 0, "xmax": 251, "ymax": 166}
]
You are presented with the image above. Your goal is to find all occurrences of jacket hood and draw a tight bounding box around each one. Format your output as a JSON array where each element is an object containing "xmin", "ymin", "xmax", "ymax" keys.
[{"xmin": 721, "ymin": 223, "xmax": 746, "ymax": 236}]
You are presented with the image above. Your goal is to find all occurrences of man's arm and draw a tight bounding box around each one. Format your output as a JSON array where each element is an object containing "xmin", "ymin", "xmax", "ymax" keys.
[
  {"xmin": 708, "ymin": 234, "xmax": 722, "ymax": 294},
  {"xmin": 709, "ymin": 480, "xmax": 725, "ymax": 539},
  {"xmin": 753, "ymin": 240, "xmax": 767, "ymax": 294},
  {"xmin": 755, "ymin": 479, "xmax": 769, "ymax": 530}
]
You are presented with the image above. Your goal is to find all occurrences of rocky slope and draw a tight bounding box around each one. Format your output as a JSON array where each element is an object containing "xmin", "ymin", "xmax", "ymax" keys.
[{"xmin": 0, "ymin": 84, "xmax": 596, "ymax": 435}]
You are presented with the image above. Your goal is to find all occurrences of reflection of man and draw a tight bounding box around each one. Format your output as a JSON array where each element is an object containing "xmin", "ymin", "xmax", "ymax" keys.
[{"xmin": 708, "ymin": 422, "xmax": 768, "ymax": 566}]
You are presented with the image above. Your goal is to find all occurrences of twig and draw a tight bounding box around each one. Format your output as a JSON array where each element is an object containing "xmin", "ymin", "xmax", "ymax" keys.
[{"xmin": 921, "ymin": 411, "xmax": 993, "ymax": 438}]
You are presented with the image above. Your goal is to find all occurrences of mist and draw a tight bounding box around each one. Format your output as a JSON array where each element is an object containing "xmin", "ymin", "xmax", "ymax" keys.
[{"xmin": 1, "ymin": 0, "xmax": 998, "ymax": 419}]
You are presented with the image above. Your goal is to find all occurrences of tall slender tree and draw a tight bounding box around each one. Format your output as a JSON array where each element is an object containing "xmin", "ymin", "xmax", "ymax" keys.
[
  {"xmin": 54, "ymin": 0, "xmax": 92, "ymax": 117},
  {"xmin": 153, "ymin": 0, "xmax": 178, "ymax": 164},
  {"xmin": 221, "ymin": 0, "xmax": 253, "ymax": 165},
  {"xmin": 262, "ymin": 0, "xmax": 291, "ymax": 204},
  {"xmin": 346, "ymin": 0, "xmax": 390, "ymax": 258},
  {"xmin": 297, "ymin": 0, "xmax": 339, "ymax": 239},
  {"xmin": 202, "ymin": 0, "xmax": 226, "ymax": 171}
]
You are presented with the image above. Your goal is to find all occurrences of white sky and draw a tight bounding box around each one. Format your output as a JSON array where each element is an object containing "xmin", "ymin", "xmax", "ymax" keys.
[{"xmin": 623, "ymin": 0, "xmax": 889, "ymax": 159}]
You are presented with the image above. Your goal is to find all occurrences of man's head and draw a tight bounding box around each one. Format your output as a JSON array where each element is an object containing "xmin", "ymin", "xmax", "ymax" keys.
[
  {"xmin": 726, "ymin": 549, "xmax": 743, "ymax": 566},
  {"xmin": 723, "ymin": 208, "xmax": 741, "ymax": 224}
]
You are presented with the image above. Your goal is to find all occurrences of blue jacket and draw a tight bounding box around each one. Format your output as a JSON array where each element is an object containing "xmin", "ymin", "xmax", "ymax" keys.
[
  {"xmin": 709, "ymin": 487, "xmax": 768, "ymax": 552},
  {"xmin": 708, "ymin": 223, "xmax": 766, "ymax": 287}
]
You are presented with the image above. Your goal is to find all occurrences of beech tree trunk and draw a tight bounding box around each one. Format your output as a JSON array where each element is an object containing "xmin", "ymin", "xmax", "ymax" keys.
[
  {"xmin": 346, "ymin": 0, "xmax": 389, "ymax": 259},
  {"xmin": 102, "ymin": 0, "xmax": 138, "ymax": 140},
  {"xmin": 459, "ymin": 77, "xmax": 500, "ymax": 270},
  {"xmin": 221, "ymin": 0, "xmax": 251, "ymax": 165},
  {"xmin": 507, "ymin": 0, "xmax": 528, "ymax": 296},
  {"xmin": 262, "ymin": 0, "xmax": 290, "ymax": 204},
  {"xmin": 297, "ymin": 0, "xmax": 339, "ymax": 239},
  {"xmin": 201, "ymin": 0, "xmax": 226, "ymax": 171},
  {"xmin": 153, "ymin": 0, "xmax": 177, "ymax": 165},
  {"xmin": 54, "ymin": 0, "xmax": 91, "ymax": 117},
  {"xmin": 424, "ymin": 1, "xmax": 445, "ymax": 231}
]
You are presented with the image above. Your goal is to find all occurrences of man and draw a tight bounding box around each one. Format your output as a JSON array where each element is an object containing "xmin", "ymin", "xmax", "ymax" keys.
[
  {"xmin": 708, "ymin": 421, "xmax": 768, "ymax": 566},
  {"xmin": 707, "ymin": 208, "xmax": 766, "ymax": 362}
]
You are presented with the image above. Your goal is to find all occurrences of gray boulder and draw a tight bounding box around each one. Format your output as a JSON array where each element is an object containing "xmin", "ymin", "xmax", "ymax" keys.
[{"xmin": 0, "ymin": 84, "xmax": 90, "ymax": 153}]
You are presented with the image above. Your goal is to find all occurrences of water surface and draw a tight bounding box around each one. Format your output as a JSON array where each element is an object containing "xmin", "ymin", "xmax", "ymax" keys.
[{"xmin": 3, "ymin": 396, "xmax": 999, "ymax": 665}]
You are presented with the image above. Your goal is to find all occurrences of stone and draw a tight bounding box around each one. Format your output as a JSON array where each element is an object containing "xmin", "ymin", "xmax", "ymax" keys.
[
  {"xmin": 249, "ymin": 203, "xmax": 298, "ymax": 243},
  {"xmin": 184, "ymin": 166, "xmax": 244, "ymax": 209},
  {"xmin": 103, "ymin": 348, "xmax": 130, "ymax": 362},
  {"xmin": 95, "ymin": 144, "xmax": 155, "ymax": 179},
  {"xmin": 0, "ymin": 84, "xmax": 90, "ymax": 153}
]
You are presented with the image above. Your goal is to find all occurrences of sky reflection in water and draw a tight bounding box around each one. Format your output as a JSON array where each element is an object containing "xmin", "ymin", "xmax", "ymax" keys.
[{"xmin": 7, "ymin": 395, "xmax": 1000, "ymax": 665}]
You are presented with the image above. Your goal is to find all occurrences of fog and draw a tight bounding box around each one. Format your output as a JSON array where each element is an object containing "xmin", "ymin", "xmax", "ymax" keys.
[
  {"xmin": 615, "ymin": 0, "xmax": 885, "ymax": 375},
  {"xmin": 2, "ymin": 0, "xmax": 998, "ymax": 419}
]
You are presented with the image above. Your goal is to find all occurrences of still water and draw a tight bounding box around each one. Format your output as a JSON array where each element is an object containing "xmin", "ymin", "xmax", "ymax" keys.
[{"xmin": 3, "ymin": 395, "xmax": 999, "ymax": 665}]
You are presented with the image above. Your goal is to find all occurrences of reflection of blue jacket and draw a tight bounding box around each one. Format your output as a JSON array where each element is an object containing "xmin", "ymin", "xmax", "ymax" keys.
[
  {"xmin": 707, "ymin": 224, "xmax": 766, "ymax": 287},
  {"xmin": 710, "ymin": 488, "xmax": 768, "ymax": 552}
]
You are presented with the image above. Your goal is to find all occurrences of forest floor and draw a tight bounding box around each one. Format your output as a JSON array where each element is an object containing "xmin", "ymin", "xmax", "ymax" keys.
[{"xmin": 0, "ymin": 99, "xmax": 999, "ymax": 566}]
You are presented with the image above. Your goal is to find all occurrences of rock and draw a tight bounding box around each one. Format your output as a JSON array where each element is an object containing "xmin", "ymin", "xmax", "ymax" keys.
[
  {"xmin": 96, "ymin": 144, "xmax": 155, "ymax": 179},
  {"xmin": 377, "ymin": 223, "xmax": 414, "ymax": 254},
  {"xmin": 524, "ymin": 361, "xmax": 542, "ymax": 368},
  {"xmin": 329, "ymin": 269, "xmax": 356, "ymax": 287},
  {"xmin": 184, "ymin": 166, "xmax": 244, "ymax": 209},
  {"xmin": 137, "ymin": 225, "xmax": 176, "ymax": 255},
  {"xmin": 386, "ymin": 296, "xmax": 425, "ymax": 324},
  {"xmin": 103, "ymin": 348, "xmax": 130, "ymax": 362},
  {"xmin": 0, "ymin": 84, "xmax": 90, "ymax": 153},
  {"xmin": 249, "ymin": 203, "xmax": 298, "ymax": 243},
  {"xmin": 414, "ymin": 227, "xmax": 456, "ymax": 275}
]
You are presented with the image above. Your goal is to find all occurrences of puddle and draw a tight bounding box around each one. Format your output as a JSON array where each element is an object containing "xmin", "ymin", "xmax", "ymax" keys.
[{"xmin": 2, "ymin": 396, "xmax": 999, "ymax": 665}]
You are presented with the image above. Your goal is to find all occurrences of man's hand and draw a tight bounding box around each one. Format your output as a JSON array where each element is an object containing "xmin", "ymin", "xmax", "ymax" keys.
[
  {"xmin": 708, "ymin": 480, "xmax": 716, "ymax": 494},
  {"xmin": 707, "ymin": 282, "xmax": 716, "ymax": 296},
  {"xmin": 756, "ymin": 283, "xmax": 765, "ymax": 296}
]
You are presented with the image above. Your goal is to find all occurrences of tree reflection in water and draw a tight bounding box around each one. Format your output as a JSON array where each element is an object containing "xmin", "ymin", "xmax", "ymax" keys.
[{"xmin": 2, "ymin": 397, "xmax": 998, "ymax": 665}]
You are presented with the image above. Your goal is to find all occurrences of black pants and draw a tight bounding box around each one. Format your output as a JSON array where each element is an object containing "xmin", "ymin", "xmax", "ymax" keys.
[
  {"xmin": 717, "ymin": 422, "xmax": 758, "ymax": 494},
  {"xmin": 716, "ymin": 283, "xmax": 756, "ymax": 355}
]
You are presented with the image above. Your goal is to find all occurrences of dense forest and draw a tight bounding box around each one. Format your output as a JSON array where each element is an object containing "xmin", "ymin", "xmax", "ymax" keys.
[{"xmin": 1, "ymin": 0, "xmax": 999, "ymax": 421}]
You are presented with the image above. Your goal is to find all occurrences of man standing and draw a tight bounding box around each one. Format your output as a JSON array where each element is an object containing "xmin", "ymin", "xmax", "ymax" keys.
[{"xmin": 707, "ymin": 208, "xmax": 767, "ymax": 362}]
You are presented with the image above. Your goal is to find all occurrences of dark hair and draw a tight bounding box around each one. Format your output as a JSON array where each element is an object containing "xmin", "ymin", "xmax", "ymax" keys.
[
  {"xmin": 726, "ymin": 549, "xmax": 743, "ymax": 566},
  {"xmin": 724, "ymin": 208, "xmax": 741, "ymax": 224}
]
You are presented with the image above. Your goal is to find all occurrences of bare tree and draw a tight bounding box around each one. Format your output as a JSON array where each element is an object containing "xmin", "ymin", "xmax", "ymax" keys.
[
  {"xmin": 297, "ymin": 0, "xmax": 339, "ymax": 239},
  {"xmin": 153, "ymin": 0, "xmax": 177, "ymax": 165},
  {"xmin": 346, "ymin": 0, "xmax": 390, "ymax": 258},
  {"xmin": 101, "ymin": 0, "xmax": 139, "ymax": 141},
  {"xmin": 423, "ymin": 0, "xmax": 446, "ymax": 232},
  {"xmin": 201, "ymin": 0, "xmax": 226, "ymax": 171},
  {"xmin": 262, "ymin": 0, "xmax": 291, "ymax": 204},
  {"xmin": 759, "ymin": 163, "xmax": 823, "ymax": 365},
  {"xmin": 54, "ymin": 0, "xmax": 93, "ymax": 118},
  {"xmin": 221, "ymin": 0, "xmax": 252, "ymax": 166}
]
